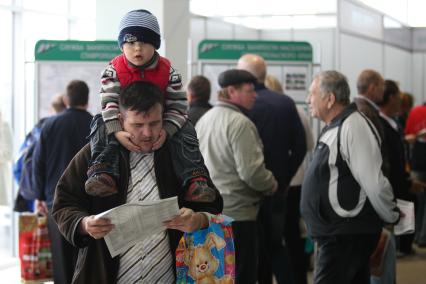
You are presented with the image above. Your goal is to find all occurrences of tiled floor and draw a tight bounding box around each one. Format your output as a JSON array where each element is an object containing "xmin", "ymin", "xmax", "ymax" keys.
[
  {"xmin": 0, "ymin": 258, "xmax": 53, "ymax": 284},
  {"xmin": 0, "ymin": 261, "xmax": 20, "ymax": 283},
  {"xmin": 396, "ymin": 244, "xmax": 426, "ymax": 284},
  {"xmin": 0, "ymin": 245, "xmax": 425, "ymax": 283}
]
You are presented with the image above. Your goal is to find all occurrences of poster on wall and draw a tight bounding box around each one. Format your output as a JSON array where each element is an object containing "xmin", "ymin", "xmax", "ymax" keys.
[
  {"xmin": 283, "ymin": 66, "xmax": 309, "ymax": 102},
  {"xmin": 37, "ymin": 62, "xmax": 107, "ymax": 119},
  {"xmin": 35, "ymin": 40, "xmax": 121, "ymax": 119}
]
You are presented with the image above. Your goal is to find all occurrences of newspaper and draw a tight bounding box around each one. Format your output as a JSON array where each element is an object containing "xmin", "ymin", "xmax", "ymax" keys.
[
  {"xmin": 95, "ymin": 196, "xmax": 179, "ymax": 257},
  {"xmin": 394, "ymin": 199, "xmax": 415, "ymax": 236}
]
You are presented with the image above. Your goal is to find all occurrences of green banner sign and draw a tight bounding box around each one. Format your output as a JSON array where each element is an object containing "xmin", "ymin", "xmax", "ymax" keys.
[
  {"xmin": 35, "ymin": 40, "xmax": 121, "ymax": 61},
  {"xmin": 198, "ymin": 39, "xmax": 312, "ymax": 62}
]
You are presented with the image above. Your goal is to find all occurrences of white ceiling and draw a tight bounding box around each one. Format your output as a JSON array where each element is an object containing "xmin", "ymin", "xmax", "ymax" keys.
[{"xmin": 190, "ymin": 0, "xmax": 426, "ymax": 29}]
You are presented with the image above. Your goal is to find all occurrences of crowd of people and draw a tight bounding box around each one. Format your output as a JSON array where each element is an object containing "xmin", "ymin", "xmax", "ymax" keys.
[{"xmin": 12, "ymin": 8, "xmax": 426, "ymax": 284}]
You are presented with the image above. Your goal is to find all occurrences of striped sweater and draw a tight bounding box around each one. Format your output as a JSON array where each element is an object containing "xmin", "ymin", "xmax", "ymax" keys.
[{"xmin": 100, "ymin": 52, "xmax": 188, "ymax": 136}]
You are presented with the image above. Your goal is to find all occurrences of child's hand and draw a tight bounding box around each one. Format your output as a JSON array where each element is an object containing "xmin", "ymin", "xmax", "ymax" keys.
[
  {"xmin": 152, "ymin": 128, "xmax": 167, "ymax": 150},
  {"xmin": 114, "ymin": 131, "xmax": 141, "ymax": 152}
]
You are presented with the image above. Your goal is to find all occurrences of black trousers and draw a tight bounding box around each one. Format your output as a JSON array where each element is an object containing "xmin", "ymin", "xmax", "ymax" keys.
[
  {"xmin": 314, "ymin": 234, "xmax": 380, "ymax": 284},
  {"xmin": 47, "ymin": 213, "xmax": 78, "ymax": 284},
  {"xmin": 257, "ymin": 194, "xmax": 294, "ymax": 284},
  {"xmin": 284, "ymin": 186, "xmax": 308, "ymax": 284},
  {"xmin": 232, "ymin": 221, "xmax": 258, "ymax": 284}
]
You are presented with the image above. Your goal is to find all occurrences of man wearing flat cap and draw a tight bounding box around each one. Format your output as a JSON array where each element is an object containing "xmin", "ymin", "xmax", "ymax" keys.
[{"xmin": 196, "ymin": 69, "xmax": 278, "ymax": 283}]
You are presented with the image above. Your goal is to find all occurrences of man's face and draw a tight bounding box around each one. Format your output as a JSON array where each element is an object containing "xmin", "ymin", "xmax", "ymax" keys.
[
  {"xmin": 122, "ymin": 41, "xmax": 155, "ymax": 67},
  {"xmin": 306, "ymin": 79, "xmax": 329, "ymax": 121},
  {"xmin": 370, "ymin": 78, "xmax": 385, "ymax": 103},
  {"xmin": 120, "ymin": 103, "xmax": 163, "ymax": 153},
  {"xmin": 389, "ymin": 93, "xmax": 402, "ymax": 116},
  {"xmin": 230, "ymin": 83, "xmax": 257, "ymax": 110}
]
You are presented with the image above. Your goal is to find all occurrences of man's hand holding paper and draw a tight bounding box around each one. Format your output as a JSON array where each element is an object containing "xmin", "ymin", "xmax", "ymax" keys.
[
  {"xmin": 79, "ymin": 215, "xmax": 115, "ymax": 239},
  {"xmin": 88, "ymin": 196, "xmax": 179, "ymax": 257}
]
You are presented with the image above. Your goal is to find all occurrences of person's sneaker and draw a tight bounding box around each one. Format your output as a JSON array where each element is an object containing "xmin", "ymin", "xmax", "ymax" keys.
[{"xmin": 85, "ymin": 173, "xmax": 118, "ymax": 197}]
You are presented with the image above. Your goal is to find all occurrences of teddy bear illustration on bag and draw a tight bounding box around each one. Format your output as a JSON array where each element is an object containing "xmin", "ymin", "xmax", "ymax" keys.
[{"xmin": 183, "ymin": 232, "xmax": 234, "ymax": 284}]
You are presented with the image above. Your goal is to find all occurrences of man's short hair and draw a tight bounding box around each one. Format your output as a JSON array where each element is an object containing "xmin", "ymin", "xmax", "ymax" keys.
[
  {"xmin": 378, "ymin": 80, "xmax": 400, "ymax": 106},
  {"xmin": 356, "ymin": 69, "xmax": 383, "ymax": 94},
  {"xmin": 66, "ymin": 80, "xmax": 89, "ymax": 107},
  {"xmin": 187, "ymin": 75, "xmax": 211, "ymax": 102},
  {"xmin": 119, "ymin": 81, "xmax": 164, "ymax": 114},
  {"xmin": 315, "ymin": 70, "xmax": 350, "ymax": 105}
]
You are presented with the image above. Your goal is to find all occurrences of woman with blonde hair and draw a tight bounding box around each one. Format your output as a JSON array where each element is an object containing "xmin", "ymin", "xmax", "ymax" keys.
[{"xmin": 265, "ymin": 74, "xmax": 284, "ymax": 94}]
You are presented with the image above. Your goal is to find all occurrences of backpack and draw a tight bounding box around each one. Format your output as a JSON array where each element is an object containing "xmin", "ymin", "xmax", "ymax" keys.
[{"xmin": 13, "ymin": 119, "xmax": 45, "ymax": 212}]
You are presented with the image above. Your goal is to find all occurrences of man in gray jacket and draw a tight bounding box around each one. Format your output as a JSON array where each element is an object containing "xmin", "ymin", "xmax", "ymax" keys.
[{"xmin": 196, "ymin": 69, "xmax": 277, "ymax": 283}]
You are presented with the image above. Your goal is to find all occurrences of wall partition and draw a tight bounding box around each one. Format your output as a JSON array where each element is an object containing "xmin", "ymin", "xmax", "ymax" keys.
[{"xmin": 0, "ymin": 0, "xmax": 96, "ymax": 264}]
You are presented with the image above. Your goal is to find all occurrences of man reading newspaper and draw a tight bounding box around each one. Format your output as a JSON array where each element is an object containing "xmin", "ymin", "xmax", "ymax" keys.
[{"xmin": 52, "ymin": 81, "xmax": 223, "ymax": 284}]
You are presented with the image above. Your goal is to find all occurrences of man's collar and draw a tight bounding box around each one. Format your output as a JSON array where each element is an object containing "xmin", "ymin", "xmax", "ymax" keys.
[
  {"xmin": 356, "ymin": 95, "xmax": 380, "ymax": 111},
  {"xmin": 327, "ymin": 102, "xmax": 357, "ymax": 128},
  {"xmin": 216, "ymin": 100, "xmax": 249, "ymax": 116},
  {"xmin": 255, "ymin": 83, "xmax": 266, "ymax": 91},
  {"xmin": 380, "ymin": 111, "xmax": 398, "ymax": 131},
  {"xmin": 190, "ymin": 100, "xmax": 212, "ymax": 108}
]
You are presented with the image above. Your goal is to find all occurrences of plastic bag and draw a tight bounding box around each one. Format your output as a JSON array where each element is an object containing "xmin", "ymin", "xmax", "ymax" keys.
[
  {"xmin": 176, "ymin": 214, "xmax": 235, "ymax": 283},
  {"xmin": 18, "ymin": 214, "xmax": 53, "ymax": 283}
]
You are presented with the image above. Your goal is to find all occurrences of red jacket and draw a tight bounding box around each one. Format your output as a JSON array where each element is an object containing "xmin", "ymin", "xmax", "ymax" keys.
[{"xmin": 110, "ymin": 54, "xmax": 171, "ymax": 94}]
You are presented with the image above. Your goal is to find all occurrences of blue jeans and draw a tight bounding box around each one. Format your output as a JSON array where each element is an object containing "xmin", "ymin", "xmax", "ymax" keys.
[
  {"xmin": 168, "ymin": 121, "xmax": 210, "ymax": 186},
  {"xmin": 415, "ymin": 189, "xmax": 426, "ymax": 245},
  {"xmin": 88, "ymin": 114, "xmax": 209, "ymax": 186},
  {"xmin": 87, "ymin": 114, "xmax": 120, "ymax": 179},
  {"xmin": 370, "ymin": 234, "xmax": 396, "ymax": 284}
]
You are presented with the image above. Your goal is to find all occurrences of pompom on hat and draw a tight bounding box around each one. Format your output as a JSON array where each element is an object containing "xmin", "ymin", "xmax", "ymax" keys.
[{"xmin": 118, "ymin": 9, "xmax": 161, "ymax": 49}]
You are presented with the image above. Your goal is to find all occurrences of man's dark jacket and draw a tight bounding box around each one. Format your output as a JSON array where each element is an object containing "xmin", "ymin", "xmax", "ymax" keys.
[
  {"xmin": 52, "ymin": 143, "xmax": 223, "ymax": 284},
  {"xmin": 188, "ymin": 101, "xmax": 212, "ymax": 126},
  {"xmin": 249, "ymin": 84, "xmax": 307, "ymax": 189},
  {"xmin": 354, "ymin": 97, "xmax": 390, "ymax": 175},
  {"xmin": 32, "ymin": 108, "xmax": 92, "ymax": 209},
  {"xmin": 379, "ymin": 116, "xmax": 412, "ymax": 200}
]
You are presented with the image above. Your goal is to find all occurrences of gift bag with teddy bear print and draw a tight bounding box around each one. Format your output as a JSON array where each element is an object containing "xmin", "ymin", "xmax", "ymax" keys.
[{"xmin": 176, "ymin": 214, "xmax": 235, "ymax": 284}]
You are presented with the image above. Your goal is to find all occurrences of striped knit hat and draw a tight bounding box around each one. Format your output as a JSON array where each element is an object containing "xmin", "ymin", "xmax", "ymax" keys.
[{"xmin": 118, "ymin": 9, "xmax": 161, "ymax": 49}]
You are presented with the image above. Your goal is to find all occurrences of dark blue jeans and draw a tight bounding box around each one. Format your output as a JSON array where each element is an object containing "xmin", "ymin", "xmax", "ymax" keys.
[
  {"xmin": 313, "ymin": 234, "xmax": 380, "ymax": 284},
  {"xmin": 87, "ymin": 114, "xmax": 120, "ymax": 179},
  {"xmin": 88, "ymin": 114, "xmax": 209, "ymax": 186},
  {"xmin": 168, "ymin": 121, "xmax": 210, "ymax": 186}
]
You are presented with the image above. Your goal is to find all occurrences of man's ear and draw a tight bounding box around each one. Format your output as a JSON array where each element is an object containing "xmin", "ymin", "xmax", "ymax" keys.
[
  {"xmin": 63, "ymin": 96, "xmax": 70, "ymax": 108},
  {"xmin": 227, "ymin": 86, "xmax": 237, "ymax": 100},
  {"xmin": 187, "ymin": 89, "xmax": 193, "ymax": 104},
  {"xmin": 327, "ymin": 93, "xmax": 336, "ymax": 109},
  {"xmin": 367, "ymin": 83, "xmax": 376, "ymax": 94},
  {"xmin": 118, "ymin": 112, "xmax": 124, "ymax": 125}
]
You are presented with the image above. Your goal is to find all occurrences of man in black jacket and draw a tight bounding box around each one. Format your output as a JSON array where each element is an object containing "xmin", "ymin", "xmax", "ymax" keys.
[
  {"xmin": 238, "ymin": 54, "xmax": 306, "ymax": 284},
  {"xmin": 52, "ymin": 81, "xmax": 223, "ymax": 283},
  {"xmin": 377, "ymin": 80, "xmax": 424, "ymax": 258},
  {"xmin": 32, "ymin": 80, "xmax": 93, "ymax": 283},
  {"xmin": 187, "ymin": 75, "xmax": 212, "ymax": 126},
  {"xmin": 301, "ymin": 71, "xmax": 400, "ymax": 284}
]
